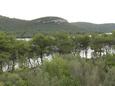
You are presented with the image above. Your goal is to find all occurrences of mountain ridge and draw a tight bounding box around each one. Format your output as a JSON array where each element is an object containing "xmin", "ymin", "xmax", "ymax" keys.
[{"xmin": 0, "ymin": 15, "xmax": 115, "ymax": 37}]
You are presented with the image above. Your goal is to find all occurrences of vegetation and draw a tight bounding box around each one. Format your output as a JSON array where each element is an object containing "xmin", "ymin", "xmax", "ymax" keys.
[
  {"xmin": 0, "ymin": 31, "xmax": 115, "ymax": 86},
  {"xmin": 0, "ymin": 15, "xmax": 115, "ymax": 37}
]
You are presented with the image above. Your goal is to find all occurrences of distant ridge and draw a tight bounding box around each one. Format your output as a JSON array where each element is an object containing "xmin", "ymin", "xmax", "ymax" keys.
[
  {"xmin": 0, "ymin": 15, "xmax": 115, "ymax": 37},
  {"xmin": 71, "ymin": 22, "xmax": 115, "ymax": 32}
]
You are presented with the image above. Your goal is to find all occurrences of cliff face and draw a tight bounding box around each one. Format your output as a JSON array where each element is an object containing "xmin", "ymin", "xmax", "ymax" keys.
[{"xmin": 31, "ymin": 17, "xmax": 68, "ymax": 24}]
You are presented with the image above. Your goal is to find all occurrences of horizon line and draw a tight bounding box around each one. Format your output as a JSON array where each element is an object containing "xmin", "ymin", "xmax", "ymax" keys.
[{"xmin": 0, "ymin": 14, "xmax": 115, "ymax": 24}]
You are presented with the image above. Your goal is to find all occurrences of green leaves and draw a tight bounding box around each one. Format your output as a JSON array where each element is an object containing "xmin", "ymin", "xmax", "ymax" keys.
[{"xmin": 54, "ymin": 33, "xmax": 74, "ymax": 54}]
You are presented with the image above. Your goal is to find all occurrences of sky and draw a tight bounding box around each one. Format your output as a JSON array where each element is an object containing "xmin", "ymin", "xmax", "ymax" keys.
[{"xmin": 0, "ymin": 0, "xmax": 115, "ymax": 24}]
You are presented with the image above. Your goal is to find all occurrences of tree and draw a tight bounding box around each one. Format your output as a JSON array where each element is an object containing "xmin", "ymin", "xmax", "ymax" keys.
[
  {"xmin": 54, "ymin": 33, "xmax": 74, "ymax": 54},
  {"xmin": 32, "ymin": 33, "xmax": 54, "ymax": 63},
  {"xmin": 73, "ymin": 34, "xmax": 90, "ymax": 58},
  {"xmin": 15, "ymin": 40, "xmax": 30, "ymax": 68},
  {"xmin": 90, "ymin": 34, "xmax": 105, "ymax": 58},
  {"xmin": 0, "ymin": 32, "xmax": 15, "ymax": 72}
]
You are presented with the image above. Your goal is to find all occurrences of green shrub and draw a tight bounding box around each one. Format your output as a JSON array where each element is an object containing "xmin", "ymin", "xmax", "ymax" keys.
[
  {"xmin": 0, "ymin": 73, "xmax": 26, "ymax": 86},
  {"xmin": 103, "ymin": 67, "xmax": 115, "ymax": 86}
]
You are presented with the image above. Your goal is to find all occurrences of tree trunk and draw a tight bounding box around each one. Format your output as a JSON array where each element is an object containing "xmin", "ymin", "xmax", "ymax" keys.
[
  {"xmin": 7, "ymin": 62, "xmax": 10, "ymax": 71},
  {"xmin": 40, "ymin": 51, "xmax": 43, "ymax": 64},
  {"xmin": 12, "ymin": 59, "xmax": 15, "ymax": 71},
  {"xmin": 28, "ymin": 58, "xmax": 33, "ymax": 68},
  {"xmin": 85, "ymin": 49, "xmax": 88, "ymax": 58},
  {"xmin": 0, "ymin": 62, "xmax": 3, "ymax": 73},
  {"xmin": 99, "ymin": 48, "xmax": 102, "ymax": 57}
]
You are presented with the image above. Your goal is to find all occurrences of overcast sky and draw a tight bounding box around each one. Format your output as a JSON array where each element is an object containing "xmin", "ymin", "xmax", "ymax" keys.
[{"xmin": 0, "ymin": 0, "xmax": 115, "ymax": 23}]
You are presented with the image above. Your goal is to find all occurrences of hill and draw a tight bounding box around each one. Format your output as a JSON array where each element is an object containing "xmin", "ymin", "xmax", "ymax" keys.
[
  {"xmin": 0, "ymin": 15, "xmax": 115, "ymax": 37},
  {"xmin": 72, "ymin": 22, "xmax": 115, "ymax": 32}
]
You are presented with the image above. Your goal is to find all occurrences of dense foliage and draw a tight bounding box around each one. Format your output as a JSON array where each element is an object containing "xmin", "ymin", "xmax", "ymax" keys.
[{"xmin": 0, "ymin": 31, "xmax": 115, "ymax": 86}]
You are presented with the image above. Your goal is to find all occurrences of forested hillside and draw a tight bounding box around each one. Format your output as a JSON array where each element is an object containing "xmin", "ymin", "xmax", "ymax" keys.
[
  {"xmin": 0, "ymin": 15, "xmax": 115, "ymax": 37},
  {"xmin": 72, "ymin": 22, "xmax": 115, "ymax": 32}
]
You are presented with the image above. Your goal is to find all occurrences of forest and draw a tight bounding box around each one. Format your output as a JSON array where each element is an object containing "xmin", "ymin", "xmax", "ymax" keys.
[{"xmin": 0, "ymin": 31, "xmax": 115, "ymax": 86}]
